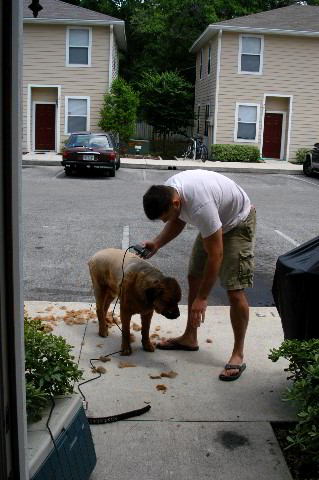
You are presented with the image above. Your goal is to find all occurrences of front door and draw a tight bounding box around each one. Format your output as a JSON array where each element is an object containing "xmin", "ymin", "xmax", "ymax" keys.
[
  {"xmin": 262, "ymin": 113, "xmax": 283, "ymax": 159},
  {"xmin": 35, "ymin": 104, "xmax": 56, "ymax": 150}
]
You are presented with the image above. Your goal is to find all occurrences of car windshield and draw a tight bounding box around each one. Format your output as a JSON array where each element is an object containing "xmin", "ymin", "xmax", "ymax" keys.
[
  {"xmin": 88, "ymin": 136, "xmax": 111, "ymax": 148},
  {"xmin": 67, "ymin": 135, "xmax": 111, "ymax": 148}
]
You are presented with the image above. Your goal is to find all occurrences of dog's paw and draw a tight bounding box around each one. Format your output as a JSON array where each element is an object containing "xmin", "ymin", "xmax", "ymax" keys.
[
  {"xmin": 98, "ymin": 328, "xmax": 109, "ymax": 338},
  {"xmin": 120, "ymin": 345, "xmax": 132, "ymax": 356},
  {"xmin": 142, "ymin": 341, "xmax": 155, "ymax": 352}
]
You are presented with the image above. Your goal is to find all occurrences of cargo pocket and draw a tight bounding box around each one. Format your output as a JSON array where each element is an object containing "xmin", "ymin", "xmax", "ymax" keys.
[{"xmin": 239, "ymin": 252, "xmax": 255, "ymax": 284}]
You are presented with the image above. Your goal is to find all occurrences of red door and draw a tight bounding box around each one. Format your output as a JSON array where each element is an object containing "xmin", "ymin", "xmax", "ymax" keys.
[
  {"xmin": 262, "ymin": 113, "xmax": 283, "ymax": 159},
  {"xmin": 35, "ymin": 104, "xmax": 56, "ymax": 150}
]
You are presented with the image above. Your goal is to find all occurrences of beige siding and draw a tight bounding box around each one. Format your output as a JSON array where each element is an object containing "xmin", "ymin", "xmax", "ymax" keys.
[
  {"xmin": 194, "ymin": 33, "xmax": 218, "ymax": 142},
  {"xmin": 216, "ymin": 32, "xmax": 319, "ymax": 161},
  {"xmin": 23, "ymin": 23, "xmax": 110, "ymax": 152}
]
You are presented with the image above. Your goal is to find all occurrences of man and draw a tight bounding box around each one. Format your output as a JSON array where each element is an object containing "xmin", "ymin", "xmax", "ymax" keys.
[{"xmin": 142, "ymin": 169, "xmax": 256, "ymax": 381}]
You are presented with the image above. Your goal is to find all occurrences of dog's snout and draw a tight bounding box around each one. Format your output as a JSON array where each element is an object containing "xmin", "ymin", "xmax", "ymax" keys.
[{"xmin": 163, "ymin": 308, "xmax": 180, "ymax": 320}]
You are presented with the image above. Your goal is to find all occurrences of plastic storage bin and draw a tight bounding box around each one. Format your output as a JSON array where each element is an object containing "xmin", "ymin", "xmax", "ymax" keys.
[{"xmin": 28, "ymin": 395, "xmax": 96, "ymax": 480}]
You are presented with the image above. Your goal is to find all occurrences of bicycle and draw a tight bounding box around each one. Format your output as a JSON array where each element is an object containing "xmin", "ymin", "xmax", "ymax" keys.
[{"xmin": 182, "ymin": 134, "xmax": 208, "ymax": 162}]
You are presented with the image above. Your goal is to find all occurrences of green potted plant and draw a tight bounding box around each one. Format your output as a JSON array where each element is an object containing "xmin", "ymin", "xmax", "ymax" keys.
[{"xmin": 25, "ymin": 316, "xmax": 83, "ymax": 421}]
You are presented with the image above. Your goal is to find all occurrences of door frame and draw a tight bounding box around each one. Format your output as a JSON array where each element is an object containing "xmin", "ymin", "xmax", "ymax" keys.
[
  {"xmin": 262, "ymin": 110, "xmax": 286, "ymax": 160},
  {"xmin": 32, "ymin": 101, "xmax": 57, "ymax": 151},
  {"xmin": 260, "ymin": 94, "xmax": 293, "ymax": 161},
  {"xmin": 27, "ymin": 84, "xmax": 61, "ymax": 153}
]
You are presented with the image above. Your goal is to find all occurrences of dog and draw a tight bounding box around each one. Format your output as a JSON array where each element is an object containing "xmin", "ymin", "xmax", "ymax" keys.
[{"xmin": 88, "ymin": 248, "xmax": 181, "ymax": 355}]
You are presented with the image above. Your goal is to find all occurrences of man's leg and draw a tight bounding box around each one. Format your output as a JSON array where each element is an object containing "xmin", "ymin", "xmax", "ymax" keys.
[
  {"xmin": 219, "ymin": 288, "xmax": 249, "ymax": 378},
  {"xmin": 157, "ymin": 274, "xmax": 202, "ymax": 348}
]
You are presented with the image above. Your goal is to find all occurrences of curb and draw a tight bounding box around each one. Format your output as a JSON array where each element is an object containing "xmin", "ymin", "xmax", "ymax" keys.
[
  {"xmin": 22, "ymin": 159, "xmax": 303, "ymax": 175},
  {"xmin": 23, "ymin": 159, "xmax": 62, "ymax": 166},
  {"xmin": 120, "ymin": 162, "xmax": 304, "ymax": 175}
]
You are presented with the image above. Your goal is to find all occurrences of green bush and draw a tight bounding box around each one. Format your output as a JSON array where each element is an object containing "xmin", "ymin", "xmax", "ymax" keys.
[
  {"xmin": 211, "ymin": 144, "xmax": 261, "ymax": 162},
  {"xmin": 295, "ymin": 148, "xmax": 311, "ymax": 164},
  {"xmin": 269, "ymin": 339, "xmax": 319, "ymax": 465},
  {"xmin": 99, "ymin": 77, "xmax": 139, "ymax": 143},
  {"xmin": 25, "ymin": 317, "xmax": 83, "ymax": 422}
]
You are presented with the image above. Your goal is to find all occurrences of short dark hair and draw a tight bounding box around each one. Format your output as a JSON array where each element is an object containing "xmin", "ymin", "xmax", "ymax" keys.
[{"xmin": 143, "ymin": 185, "xmax": 174, "ymax": 220}]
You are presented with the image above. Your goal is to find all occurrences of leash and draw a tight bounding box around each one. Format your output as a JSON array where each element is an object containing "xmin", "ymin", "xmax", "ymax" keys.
[{"xmin": 87, "ymin": 405, "xmax": 151, "ymax": 424}]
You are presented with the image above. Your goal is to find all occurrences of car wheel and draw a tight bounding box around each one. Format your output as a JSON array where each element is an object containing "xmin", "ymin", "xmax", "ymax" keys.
[
  {"xmin": 303, "ymin": 157, "xmax": 313, "ymax": 177},
  {"xmin": 109, "ymin": 166, "xmax": 116, "ymax": 177},
  {"xmin": 65, "ymin": 168, "xmax": 72, "ymax": 176}
]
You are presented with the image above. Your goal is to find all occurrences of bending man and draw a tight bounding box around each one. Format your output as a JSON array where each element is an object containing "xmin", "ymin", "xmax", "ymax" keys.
[{"xmin": 142, "ymin": 169, "xmax": 256, "ymax": 381}]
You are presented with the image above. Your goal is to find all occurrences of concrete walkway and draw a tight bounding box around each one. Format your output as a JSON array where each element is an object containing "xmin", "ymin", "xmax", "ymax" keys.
[
  {"xmin": 22, "ymin": 152, "xmax": 303, "ymax": 175},
  {"xmin": 25, "ymin": 301, "xmax": 296, "ymax": 480}
]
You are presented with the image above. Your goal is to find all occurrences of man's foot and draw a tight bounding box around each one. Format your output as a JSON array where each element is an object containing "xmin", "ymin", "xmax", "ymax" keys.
[
  {"xmin": 219, "ymin": 354, "xmax": 245, "ymax": 380},
  {"xmin": 157, "ymin": 337, "xmax": 199, "ymax": 351}
]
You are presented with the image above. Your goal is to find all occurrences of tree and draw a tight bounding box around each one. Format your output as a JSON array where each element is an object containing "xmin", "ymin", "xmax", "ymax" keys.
[
  {"xmin": 99, "ymin": 77, "xmax": 139, "ymax": 143},
  {"xmin": 138, "ymin": 71, "xmax": 195, "ymax": 153}
]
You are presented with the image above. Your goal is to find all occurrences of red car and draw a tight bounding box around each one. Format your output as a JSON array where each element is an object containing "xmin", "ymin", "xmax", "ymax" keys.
[{"xmin": 61, "ymin": 132, "xmax": 120, "ymax": 177}]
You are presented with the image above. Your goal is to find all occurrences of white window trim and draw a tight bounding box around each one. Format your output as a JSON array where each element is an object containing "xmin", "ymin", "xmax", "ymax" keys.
[
  {"xmin": 234, "ymin": 102, "xmax": 260, "ymax": 143},
  {"xmin": 27, "ymin": 84, "xmax": 61, "ymax": 153},
  {"xmin": 199, "ymin": 48, "xmax": 203, "ymax": 80},
  {"xmin": 66, "ymin": 26, "xmax": 92, "ymax": 68},
  {"xmin": 64, "ymin": 96, "xmax": 90, "ymax": 135},
  {"xmin": 207, "ymin": 42, "xmax": 212, "ymax": 77},
  {"xmin": 197, "ymin": 104, "xmax": 201, "ymax": 134},
  {"xmin": 32, "ymin": 101, "xmax": 57, "ymax": 152},
  {"xmin": 238, "ymin": 34, "xmax": 264, "ymax": 75},
  {"xmin": 204, "ymin": 104, "xmax": 210, "ymax": 137}
]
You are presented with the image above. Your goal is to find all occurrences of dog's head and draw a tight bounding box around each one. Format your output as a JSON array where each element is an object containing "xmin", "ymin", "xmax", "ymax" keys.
[{"xmin": 145, "ymin": 277, "xmax": 181, "ymax": 319}]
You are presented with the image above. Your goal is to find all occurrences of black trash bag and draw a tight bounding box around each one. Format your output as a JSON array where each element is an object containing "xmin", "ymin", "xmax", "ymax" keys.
[{"xmin": 272, "ymin": 235, "xmax": 319, "ymax": 340}]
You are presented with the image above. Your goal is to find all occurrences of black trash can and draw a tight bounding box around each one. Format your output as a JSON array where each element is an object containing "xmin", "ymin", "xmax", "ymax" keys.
[{"xmin": 272, "ymin": 235, "xmax": 319, "ymax": 340}]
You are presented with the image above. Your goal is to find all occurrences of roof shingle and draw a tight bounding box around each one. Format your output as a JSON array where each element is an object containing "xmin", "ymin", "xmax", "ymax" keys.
[
  {"xmin": 24, "ymin": 0, "xmax": 122, "ymax": 22},
  {"xmin": 213, "ymin": 5, "xmax": 319, "ymax": 33}
]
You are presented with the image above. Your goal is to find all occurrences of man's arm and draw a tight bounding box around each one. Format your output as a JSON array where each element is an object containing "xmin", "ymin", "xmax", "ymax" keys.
[
  {"xmin": 144, "ymin": 218, "xmax": 186, "ymax": 257},
  {"xmin": 190, "ymin": 228, "xmax": 223, "ymax": 326}
]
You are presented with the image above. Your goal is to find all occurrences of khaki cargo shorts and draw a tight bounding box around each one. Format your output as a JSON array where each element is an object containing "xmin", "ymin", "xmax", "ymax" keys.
[{"xmin": 188, "ymin": 207, "xmax": 256, "ymax": 290}]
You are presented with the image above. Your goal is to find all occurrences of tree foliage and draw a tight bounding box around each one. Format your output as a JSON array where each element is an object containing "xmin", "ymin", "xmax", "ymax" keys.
[
  {"xmin": 99, "ymin": 77, "xmax": 139, "ymax": 142},
  {"xmin": 138, "ymin": 71, "xmax": 195, "ymax": 149}
]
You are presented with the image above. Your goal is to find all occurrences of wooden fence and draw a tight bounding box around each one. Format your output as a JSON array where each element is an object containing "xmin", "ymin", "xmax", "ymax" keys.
[{"xmin": 132, "ymin": 121, "xmax": 193, "ymax": 141}]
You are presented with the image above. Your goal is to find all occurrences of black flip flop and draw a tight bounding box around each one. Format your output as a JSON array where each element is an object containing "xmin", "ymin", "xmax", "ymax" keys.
[
  {"xmin": 219, "ymin": 363, "xmax": 246, "ymax": 381},
  {"xmin": 156, "ymin": 342, "xmax": 199, "ymax": 351}
]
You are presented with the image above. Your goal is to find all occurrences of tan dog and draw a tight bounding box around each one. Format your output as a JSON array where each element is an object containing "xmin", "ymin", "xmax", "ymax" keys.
[{"xmin": 88, "ymin": 248, "xmax": 181, "ymax": 355}]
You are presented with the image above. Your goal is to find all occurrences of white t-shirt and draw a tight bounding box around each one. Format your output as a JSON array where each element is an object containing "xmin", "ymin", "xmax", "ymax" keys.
[{"xmin": 165, "ymin": 170, "xmax": 251, "ymax": 238}]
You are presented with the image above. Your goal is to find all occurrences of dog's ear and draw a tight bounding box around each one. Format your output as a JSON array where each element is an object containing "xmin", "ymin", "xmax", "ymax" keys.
[{"xmin": 145, "ymin": 285, "xmax": 162, "ymax": 305}]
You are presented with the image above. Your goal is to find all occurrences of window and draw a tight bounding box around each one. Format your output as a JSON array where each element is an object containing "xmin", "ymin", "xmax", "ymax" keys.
[
  {"xmin": 238, "ymin": 35, "xmax": 263, "ymax": 74},
  {"xmin": 67, "ymin": 27, "xmax": 92, "ymax": 67},
  {"xmin": 235, "ymin": 103, "xmax": 260, "ymax": 142},
  {"xmin": 199, "ymin": 49, "xmax": 203, "ymax": 79},
  {"xmin": 204, "ymin": 104, "xmax": 210, "ymax": 136},
  {"xmin": 207, "ymin": 43, "xmax": 212, "ymax": 76},
  {"xmin": 65, "ymin": 97, "xmax": 90, "ymax": 134},
  {"xmin": 197, "ymin": 105, "xmax": 200, "ymax": 134}
]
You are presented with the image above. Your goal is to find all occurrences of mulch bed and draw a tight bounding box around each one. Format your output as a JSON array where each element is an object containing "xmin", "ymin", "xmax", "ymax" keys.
[
  {"xmin": 120, "ymin": 153, "xmax": 161, "ymax": 160},
  {"xmin": 272, "ymin": 423, "xmax": 319, "ymax": 479}
]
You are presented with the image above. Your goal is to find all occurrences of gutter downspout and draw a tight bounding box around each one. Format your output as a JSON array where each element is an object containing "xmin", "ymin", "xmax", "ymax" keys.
[
  {"xmin": 108, "ymin": 25, "xmax": 113, "ymax": 92},
  {"xmin": 213, "ymin": 29, "xmax": 222, "ymax": 145}
]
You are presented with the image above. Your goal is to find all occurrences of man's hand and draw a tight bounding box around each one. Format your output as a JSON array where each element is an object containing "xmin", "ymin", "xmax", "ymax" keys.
[
  {"xmin": 141, "ymin": 240, "xmax": 159, "ymax": 259},
  {"xmin": 190, "ymin": 297, "xmax": 207, "ymax": 328}
]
